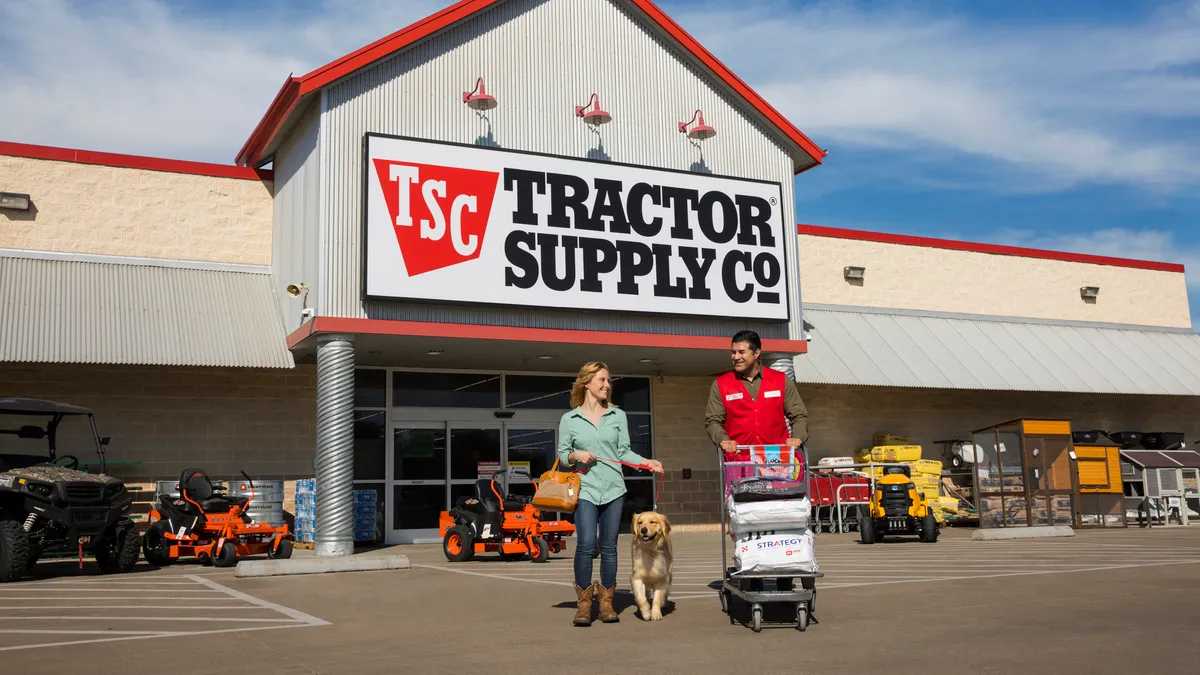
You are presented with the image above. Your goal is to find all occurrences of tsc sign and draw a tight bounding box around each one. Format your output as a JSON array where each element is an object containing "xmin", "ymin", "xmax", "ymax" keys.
[{"xmin": 363, "ymin": 134, "xmax": 790, "ymax": 321}]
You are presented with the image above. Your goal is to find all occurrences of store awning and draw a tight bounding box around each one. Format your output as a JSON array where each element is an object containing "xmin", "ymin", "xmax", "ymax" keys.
[
  {"xmin": 796, "ymin": 305, "xmax": 1200, "ymax": 395},
  {"xmin": 0, "ymin": 251, "xmax": 293, "ymax": 369},
  {"xmin": 1120, "ymin": 450, "xmax": 1200, "ymax": 469}
]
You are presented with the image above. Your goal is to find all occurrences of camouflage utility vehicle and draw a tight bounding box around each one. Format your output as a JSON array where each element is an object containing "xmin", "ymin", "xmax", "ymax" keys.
[{"xmin": 0, "ymin": 398, "xmax": 139, "ymax": 582}]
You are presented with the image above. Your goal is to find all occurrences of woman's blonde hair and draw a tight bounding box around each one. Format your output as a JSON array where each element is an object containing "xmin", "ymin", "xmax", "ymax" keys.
[{"xmin": 570, "ymin": 361, "xmax": 612, "ymax": 409}]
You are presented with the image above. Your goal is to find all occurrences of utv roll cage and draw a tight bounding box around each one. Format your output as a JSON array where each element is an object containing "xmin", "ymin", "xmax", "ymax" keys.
[{"xmin": 0, "ymin": 397, "xmax": 111, "ymax": 474}]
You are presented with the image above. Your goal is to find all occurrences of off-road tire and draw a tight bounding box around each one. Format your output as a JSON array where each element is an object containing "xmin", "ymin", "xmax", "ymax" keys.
[
  {"xmin": 95, "ymin": 517, "xmax": 141, "ymax": 574},
  {"xmin": 142, "ymin": 520, "xmax": 174, "ymax": 567},
  {"xmin": 857, "ymin": 507, "xmax": 876, "ymax": 545},
  {"xmin": 0, "ymin": 521, "xmax": 31, "ymax": 583},
  {"xmin": 920, "ymin": 511, "xmax": 940, "ymax": 543}
]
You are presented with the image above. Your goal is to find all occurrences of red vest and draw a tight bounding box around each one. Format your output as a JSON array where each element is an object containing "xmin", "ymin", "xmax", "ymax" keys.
[{"xmin": 717, "ymin": 367, "xmax": 790, "ymax": 458}]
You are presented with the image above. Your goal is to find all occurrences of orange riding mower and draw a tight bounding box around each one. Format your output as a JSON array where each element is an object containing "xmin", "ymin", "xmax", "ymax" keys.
[
  {"xmin": 439, "ymin": 476, "xmax": 575, "ymax": 563},
  {"xmin": 142, "ymin": 469, "xmax": 293, "ymax": 567}
]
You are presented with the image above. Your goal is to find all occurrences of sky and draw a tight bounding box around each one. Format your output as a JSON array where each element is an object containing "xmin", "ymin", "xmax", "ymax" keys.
[{"xmin": 2, "ymin": 0, "xmax": 1198, "ymax": 327}]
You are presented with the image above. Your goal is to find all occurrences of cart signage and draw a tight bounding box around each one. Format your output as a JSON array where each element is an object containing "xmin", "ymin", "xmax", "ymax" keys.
[{"xmin": 364, "ymin": 134, "xmax": 790, "ymax": 321}]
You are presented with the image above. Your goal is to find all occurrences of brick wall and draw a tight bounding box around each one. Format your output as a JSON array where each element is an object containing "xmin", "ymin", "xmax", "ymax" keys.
[
  {"xmin": 650, "ymin": 376, "xmax": 1200, "ymax": 524},
  {"xmin": 0, "ymin": 155, "xmax": 274, "ymax": 265},
  {"xmin": 798, "ymin": 234, "xmax": 1192, "ymax": 328},
  {"xmin": 0, "ymin": 363, "xmax": 316, "ymax": 483}
]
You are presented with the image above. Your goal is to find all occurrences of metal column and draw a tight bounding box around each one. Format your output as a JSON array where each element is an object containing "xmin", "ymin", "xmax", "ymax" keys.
[
  {"xmin": 765, "ymin": 353, "xmax": 797, "ymax": 380},
  {"xmin": 315, "ymin": 333, "xmax": 355, "ymax": 557}
]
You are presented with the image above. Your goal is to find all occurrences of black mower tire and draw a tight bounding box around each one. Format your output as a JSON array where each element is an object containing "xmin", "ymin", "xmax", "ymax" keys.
[
  {"xmin": 213, "ymin": 541, "xmax": 238, "ymax": 568},
  {"xmin": 443, "ymin": 526, "xmax": 475, "ymax": 562},
  {"xmin": 0, "ymin": 521, "xmax": 31, "ymax": 583},
  {"xmin": 530, "ymin": 537, "xmax": 550, "ymax": 563},
  {"xmin": 142, "ymin": 520, "xmax": 174, "ymax": 567},
  {"xmin": 857, "ymin": 507, "xmax": 876, "ymax": 545},
  {"xmin": 95, "ymin": 518, "xmax": 141, "ymax": 574},
  {"xmin": 920, "ymin": 511, "xmax": 940, "ymax": 543},
  {"xmin": 269, "ymin": 538, "xmax": 294, "ymax": 560}
]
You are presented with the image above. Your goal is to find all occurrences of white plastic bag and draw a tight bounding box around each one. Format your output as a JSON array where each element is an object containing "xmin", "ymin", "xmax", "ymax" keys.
[
  {"xmin": 733, "ymin": 530, "xmax": 818, "ymax": 575},
  {"xmin": 727, "ymin": 495, "xmax": 811, "ymax": 535}
]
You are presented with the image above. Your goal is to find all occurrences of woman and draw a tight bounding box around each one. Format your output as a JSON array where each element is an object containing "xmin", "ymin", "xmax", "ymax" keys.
[{"xmin": 557, "ymin": 361, "xmax": 663, "ymax": 627}]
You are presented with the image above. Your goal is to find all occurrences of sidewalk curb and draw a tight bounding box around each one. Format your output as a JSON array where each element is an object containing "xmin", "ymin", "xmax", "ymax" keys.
[
  {"xmin": 972, "ymin": 526, "xmax": 1074, "ymax": 541},
  {"xmin": 235, "ymin": 554, "xmax": 412, "ymax": 578}
]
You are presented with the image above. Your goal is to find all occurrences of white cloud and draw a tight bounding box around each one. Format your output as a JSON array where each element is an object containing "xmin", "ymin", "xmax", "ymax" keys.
[
  {"xmin": 0, "ymin": 0, "xmax": 446, "ymax": 162},
  {"xmin": 670, "ymin": 0, "xmax": 1200, "ymax": 192},
  {"xmin": 0, "ymin": 0, "xmax": 1197, "ymax": 194}
]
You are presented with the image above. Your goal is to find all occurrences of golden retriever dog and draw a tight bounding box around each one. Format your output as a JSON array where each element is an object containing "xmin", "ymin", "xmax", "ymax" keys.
[{"xmin": 630, "ymin": 511, "xmax": 673, "ymax": 621}]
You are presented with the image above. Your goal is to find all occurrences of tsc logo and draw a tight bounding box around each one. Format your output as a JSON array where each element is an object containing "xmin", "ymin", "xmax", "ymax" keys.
[{"xmin": 373, "ymin": 159, "xmax": 500, "ymax": 275}]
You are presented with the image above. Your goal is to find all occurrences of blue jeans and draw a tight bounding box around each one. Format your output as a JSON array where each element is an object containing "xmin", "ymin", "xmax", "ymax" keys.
[{"xmin": 573, "ymin": 496, "xmax": 624, "ymax": 589}]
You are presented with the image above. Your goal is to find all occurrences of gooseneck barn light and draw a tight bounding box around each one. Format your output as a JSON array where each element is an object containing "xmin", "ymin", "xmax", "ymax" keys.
[
  {"xmin": 461, "ymin": 77, "xmax": 498, "ymax": 111},
  {"xmin": 575, "ymin": 93, "xmax": 611, "ymax": 126},
  {"xmin": 678, "ymin": 109, "xmax": 716, "ymax": 140}
]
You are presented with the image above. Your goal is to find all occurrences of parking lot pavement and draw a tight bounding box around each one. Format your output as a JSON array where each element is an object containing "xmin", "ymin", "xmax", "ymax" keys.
[
  {"xmin": 2, "ymin": 527, "xmax": 1199, "ymax": 675},
  {"xmin": 401, "ymin": 525, "xmax": 1200, "ymax": 597},
  {"xmin": 0, "ymin": 564, "xmax": 328, "ymax": 653}
]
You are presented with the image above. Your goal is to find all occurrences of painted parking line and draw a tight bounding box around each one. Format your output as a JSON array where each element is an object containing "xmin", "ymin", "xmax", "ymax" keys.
[
  {"xmin": 0, "ymin": 574, "xmax": 329, "ymax": 653},
  {"xmin": 406, "ymin": 535, "xmax": 1200, "ymax": 601}
]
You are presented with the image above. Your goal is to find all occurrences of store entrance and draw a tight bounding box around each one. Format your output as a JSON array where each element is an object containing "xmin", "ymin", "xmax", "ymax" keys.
[{"xmin": 387, "ymin": 411, "xmax": 561, "ymax": 544}]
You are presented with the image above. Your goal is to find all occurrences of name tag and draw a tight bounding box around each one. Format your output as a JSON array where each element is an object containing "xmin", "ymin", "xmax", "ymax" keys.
[
  {"xmin": 725, "ymin": 392, "xmax": 743, "ymax": 401},
  {"xmin": 764, "ymin": 390, "xmax": 782, "ymax": 398}
]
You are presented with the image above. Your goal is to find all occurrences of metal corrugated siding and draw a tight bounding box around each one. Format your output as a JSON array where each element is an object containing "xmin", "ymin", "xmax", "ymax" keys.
[
  {"xmin": 317, "ymin": 0, "xmax": 803, "ymax": 341},
  {"xmin": 796, "ymin": 307, "xmax": 1200, "ymax": 395},
  {"xmin": 271, "ymin": 104, "xmax": 322, "ymax": 335},
  {"xmin": 0, "ymin": 256, "xmax": 293, "ymax": 368}
]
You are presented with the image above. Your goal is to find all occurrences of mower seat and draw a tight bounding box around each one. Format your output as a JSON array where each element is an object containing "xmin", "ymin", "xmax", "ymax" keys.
[
  {"xmin": 180, "ymin": 468, "xmax": 247, "ymax": 514},
  {"xmin": 476, "ymin": 477, "xmax": 524, "ymax": 512}
]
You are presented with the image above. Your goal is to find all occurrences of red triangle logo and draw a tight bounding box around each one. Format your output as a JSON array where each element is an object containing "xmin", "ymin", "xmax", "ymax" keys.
[{"xmin": 372, "ymin": 159, "xmax": 500, "ymax": 276}]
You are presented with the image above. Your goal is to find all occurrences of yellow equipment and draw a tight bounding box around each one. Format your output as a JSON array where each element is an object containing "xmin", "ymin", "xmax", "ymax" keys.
[{"xmin": 858, "ymin": 465, "xmax": 940, "ymax": 544}]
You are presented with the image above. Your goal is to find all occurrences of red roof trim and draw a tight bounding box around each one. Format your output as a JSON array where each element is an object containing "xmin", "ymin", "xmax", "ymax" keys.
[
  {"xmin": 286, "ymin": 316, "xmax": 809, "ymax": 354},
  {"xmin": 2, "ymin": 140, "xmax": 272, "ymax": 182},
  {"xmin": 797, "ymin": 224, "xmax": 1186, "ymax": 273},
  {"xmin": 236, "ymin": 0, "xmax": 826, "ymax": 171}
]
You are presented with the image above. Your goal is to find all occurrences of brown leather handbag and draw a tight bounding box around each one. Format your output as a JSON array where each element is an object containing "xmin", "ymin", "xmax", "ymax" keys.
[{"xmin": 532, "ymin": 457, "xmax": 582, "ymax": 512}]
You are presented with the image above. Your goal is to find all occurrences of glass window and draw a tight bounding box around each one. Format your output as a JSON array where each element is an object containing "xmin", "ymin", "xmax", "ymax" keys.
[
  {"xmin": 449, "ymin": 428, "xmax": 501, "ymax": 480},
  {"xmin": 353, "ymin": 411, "xmax": 386, "ymax": 481},
  {"xmin": 355, "ymin": 369, "xmax": 387, "ymax": 408},
  {"xmin": 506, "ymin": 428, "xmax": 556, "ymax": 498},
  {"xmin": 622, "ymin": 414, "xmax": 654, "ymax": 478},
  {"xmin": 611, "ymin": 376, "xmax": 651, "ymax": 412},
  {"xmin": 504, "ymin": 374, "xmax": 574, "ymax": 409},
  {"xmin": 392, "ymin": 371, "xmax": 501, "ymax": 408},
  {"xmin": 393, "ymin": 427, "xmax": 446, "ymax": 481},
  {"xmin": 393, "ymin": 484, "xmax": 444, "ymax": 529}
]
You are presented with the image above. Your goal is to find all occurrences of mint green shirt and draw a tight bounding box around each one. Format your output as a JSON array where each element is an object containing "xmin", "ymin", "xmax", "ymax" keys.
[{"xmin": 557, "ymin": 406, "xmax": 648, "ymax": 506}]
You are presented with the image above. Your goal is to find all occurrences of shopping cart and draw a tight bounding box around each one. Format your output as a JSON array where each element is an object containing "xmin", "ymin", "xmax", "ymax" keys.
[
  {"xmin": 719, "ymin": 443, "xmax": 822, "ymax": 633},
  {"xmin": 809, "ymin": 470, "xmax": 872, "ymax": 533}
]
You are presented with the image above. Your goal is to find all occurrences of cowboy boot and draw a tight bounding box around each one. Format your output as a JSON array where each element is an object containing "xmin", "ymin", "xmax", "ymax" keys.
[
  {"xmin": 597, "ymin": 584, "xmax": 619, "ymax": 623},
  {"xmin": 573, "ymin": 582, "xmax": 596, "ymax": 626}
]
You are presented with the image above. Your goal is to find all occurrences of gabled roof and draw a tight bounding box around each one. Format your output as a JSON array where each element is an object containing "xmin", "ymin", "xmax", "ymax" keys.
[{"xmin": 235, "ymin": 0, "xmax": 826, "ymax": 173}]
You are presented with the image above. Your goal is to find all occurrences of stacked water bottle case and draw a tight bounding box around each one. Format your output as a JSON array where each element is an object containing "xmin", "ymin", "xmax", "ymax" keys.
[
  {"xmin": 294, "ymin": 478, "xmax": 317, "ymax": 543},
  {"xmin": 292, "ymin": 479, "xmax": 379, "ymax": 545}
]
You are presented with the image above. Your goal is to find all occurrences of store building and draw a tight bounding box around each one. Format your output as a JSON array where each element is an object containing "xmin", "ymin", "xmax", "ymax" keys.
[{"xmin": 2, "ymin": 0, "xmax": 1200, "ymax": 552}]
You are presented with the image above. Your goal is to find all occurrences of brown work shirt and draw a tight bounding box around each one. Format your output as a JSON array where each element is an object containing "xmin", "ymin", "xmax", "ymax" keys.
[{"xmin": 704, "ymin": 366, "xmax": 810, "ymax": 445}]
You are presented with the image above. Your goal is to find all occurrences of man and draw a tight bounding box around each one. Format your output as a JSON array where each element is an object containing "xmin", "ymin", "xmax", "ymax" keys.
[{"xmin": 706, "ymin": 329, "xmax": 809, "ymax": 591}]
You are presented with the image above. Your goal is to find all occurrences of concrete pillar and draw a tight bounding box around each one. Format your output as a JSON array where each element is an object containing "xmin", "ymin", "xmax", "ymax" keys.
[{"xmin": 315, "ymin": 333, "xmax": 355, "ymax": 557}]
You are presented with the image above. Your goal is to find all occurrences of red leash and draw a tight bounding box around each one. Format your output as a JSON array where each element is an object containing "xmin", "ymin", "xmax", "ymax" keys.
[{"xmin": 576, "ymin": 458, "xmax": 664, "ymax": 504}]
